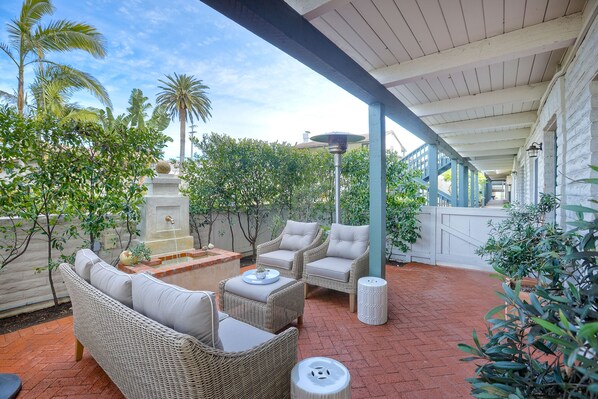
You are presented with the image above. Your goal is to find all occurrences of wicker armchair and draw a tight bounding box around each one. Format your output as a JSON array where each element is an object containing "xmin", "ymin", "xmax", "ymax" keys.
[
  {"xmin": 303, "ymin": 224, "xmax": 370, "ymax": 313},
  {"xmin": 257, "ymin": 220, "xmax": 323, "ymax": 279},
  {"xmin": 59, "ymin": 264, "xmax": 298, "ymax": 399}
]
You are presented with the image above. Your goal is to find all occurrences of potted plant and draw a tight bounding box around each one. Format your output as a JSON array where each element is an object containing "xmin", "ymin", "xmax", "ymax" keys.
[
  {"xmin": 255, "ymin": 264, "xmax": 268, "ymax": 280},
  {"xmin": 120, "ymin": 243, "xmax": 152, "ymax": 266},
  {"xmin": 460, "ymin": 169, "xmax": 597, "ymax": 398}
]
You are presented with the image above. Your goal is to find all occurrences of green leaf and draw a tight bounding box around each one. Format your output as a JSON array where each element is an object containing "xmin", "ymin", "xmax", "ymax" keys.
[
  {"xmin": 532, "ymin": 317, "xmax": 568, "ymax": 336},
  {"xmin": 563, "ymin": 204, "xmax": 597, "ymax": 214},
  {"xmin": 559, "ymin": 309, "xmax": 571, "ymax": 331},
  {"xmin": 458, "ymin": 343, "xmax": 482, "ymax": 356},
  {"xmin": 485, "ymin": 304, "xmax": 507, "ymax": 320},
  {"xmin": 566, "ymin": 348, "xmax": 579, "ymax": 368},
  {"xmin": 578, "ymin": 322, "xmax": 598, "ymax": 340},
  {"xmin": 491, "ymin": 361, "xmax": 527, "ymax": 370},
  {"xmin": 529, "ymin": 293, "xmax": 543, "ymax": 314},
  {"xmin": 473, "ymin": 329, "xmax": 483, "ymax": 351},
  {"xmin": 543, "ymin": 335, "xmax": 577, "ymax": 350}
]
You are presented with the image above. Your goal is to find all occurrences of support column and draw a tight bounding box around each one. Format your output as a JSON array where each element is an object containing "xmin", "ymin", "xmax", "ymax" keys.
[
  {"xmin": 474, "ymin": 173, "xmax": 479, "ymax": 207},
  {"xmin": 469, "ymin": 169, "xmax": 475, "ymax": 207},
  {"xmin": 486, "ymin": 180, "xmax": 492, "ymax": 205},
  {"xmin": 428, "ymin": 144, "xmax": 438, "ymax": 206},
  {"xmin": 459, "ymin": 163, "xmax": 468, "ymax": 207},
  {"xmin": 369, "ymin": 103, "xmax": 386, "ymax": 279},
  {"xmin": 451, "ymin": 159, "xmax": 458, "ymax": 207}
]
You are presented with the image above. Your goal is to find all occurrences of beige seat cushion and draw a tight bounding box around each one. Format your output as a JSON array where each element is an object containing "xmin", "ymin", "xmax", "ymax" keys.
[
  {"xmin": 224, "ymin": 276, "xmax": 296, "ymax": 303},
  {"xmin": 326, "ymin": 224, "xmax": 369, "ymax": 260},
  {"xmin": 90, "ymin": 261, "xmax": 133, "ymax": 308},
  {"xmin": 219, "ymin": 317, "xmax": 275, "ymax": 352},
  {"xmin": 305, "ymin": 257, "xmax": 353, "ymax": 282},
  {"xmin": 279, "ymin": 220, "xmax": 319, "ymax": 251},
  {"xmin": 259, "ymin": 250, "xmax": 295, "ymax": 270},
  {"xmin": 132, "ymin": 273, "xmax": 222, "ymax": 349},
  {"xmin": 74, "ymin": 249, "xmax": 102, "ymax": 282}
]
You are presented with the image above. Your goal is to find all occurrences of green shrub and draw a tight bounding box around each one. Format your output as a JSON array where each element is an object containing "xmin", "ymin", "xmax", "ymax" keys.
[
  {"xmin": 475, "ymin": 193, "xmax": 565, "ymax": 282},
  {"xmin": 461, "ymin": 172, "xmax": 598, "ymax": 398}
]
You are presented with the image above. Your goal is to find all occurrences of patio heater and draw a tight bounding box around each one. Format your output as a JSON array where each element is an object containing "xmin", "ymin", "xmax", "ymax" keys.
[{"xmin": 310, "ymin": 132, "xmax": 365, "ymax": 223}]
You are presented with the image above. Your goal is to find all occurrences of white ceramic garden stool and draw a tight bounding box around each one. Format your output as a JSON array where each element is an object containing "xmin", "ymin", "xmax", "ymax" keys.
[
  {"xmin": 291, "ymin": 357, "xmax": 351, "ymax": 399},
  {"xmin": 357, "ymin": 276, "xmax": 388, "ymax": 325}
]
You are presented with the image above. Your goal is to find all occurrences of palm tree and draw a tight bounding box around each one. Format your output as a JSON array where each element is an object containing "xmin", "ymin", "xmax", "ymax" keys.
[
  {"xmin": 126, "ymin": 88, "xmax": 151, "ymax": 129},
  {"xmin": 30, "ymin": 64, "xmax": 110, "ymax": 120},
  {"xmin": 0, "ymin": 0, "xmax": 107, "ymax": 115},
  {"xmin": 156, "ymin": 73, "xmax": 212, "ymax": 165}
]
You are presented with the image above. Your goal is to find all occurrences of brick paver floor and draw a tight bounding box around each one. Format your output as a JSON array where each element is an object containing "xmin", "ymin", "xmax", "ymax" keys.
[{"xmin": 0, "ymin": 263, "xmax": 501, "ymax": 398}]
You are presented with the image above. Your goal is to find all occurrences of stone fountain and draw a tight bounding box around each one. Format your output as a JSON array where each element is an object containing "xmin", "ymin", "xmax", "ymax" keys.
[
  {"xmin": 135, "ymin": 168, "xmax": 194, "ymax": 255},
  {"xmin": 122, "ymin": 161, "xmax": 241, "ymax": 292}
]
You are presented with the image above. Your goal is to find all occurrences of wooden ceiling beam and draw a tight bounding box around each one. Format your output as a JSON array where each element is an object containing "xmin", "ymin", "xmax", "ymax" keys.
[
  {"xmin": 410, "ymin": 83, "xmax": 548, "ymax": 117},
  {"xmin": 372, "ymin": 13, "xmax": 582, "ymax": 88},
  {"xmin": 443, "ymin": 128, "xmax": 530, "ymax": 144},
  {"xmin": 453, "ymin": 139, "xmax": 525, "ymax": 152},
  {"xmin": 432, "ymin": 112, "xmax": 536, "ymax": 134},
  {"xmin": 459, "ymin": 148, "xmax": 521, "ymax": 157}
]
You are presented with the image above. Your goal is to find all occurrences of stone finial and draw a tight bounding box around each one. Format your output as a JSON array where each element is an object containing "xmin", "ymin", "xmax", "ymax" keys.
[{"xmin": 156, "ymin": 160, "xmax": 171, "ymax": 174}]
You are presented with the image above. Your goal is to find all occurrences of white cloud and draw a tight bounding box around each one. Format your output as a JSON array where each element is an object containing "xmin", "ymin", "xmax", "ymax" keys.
[{"xmin": 0, "ymin": 0, "xmax": 425, "ymax": 160}]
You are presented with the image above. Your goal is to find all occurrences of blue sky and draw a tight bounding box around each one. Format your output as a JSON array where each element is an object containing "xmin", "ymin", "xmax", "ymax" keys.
[{"xmin": 0, "ymin": 0, "xmax": 422, "ymax": 159}]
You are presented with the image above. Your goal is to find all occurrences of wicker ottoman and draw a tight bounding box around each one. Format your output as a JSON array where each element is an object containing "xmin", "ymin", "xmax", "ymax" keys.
[{"xmin": 219, "ymin": 275, "xmax": 305, "ymax": 333}]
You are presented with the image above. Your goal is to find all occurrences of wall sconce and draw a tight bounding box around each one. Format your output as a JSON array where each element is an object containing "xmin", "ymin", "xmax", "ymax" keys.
[
  {"xmin": 526, "ymin": 142, "xmax": 543, "ymax": 158},
  {"xmin": 511, "ymin": 171, "xmax": 517, "ymax": 175}
]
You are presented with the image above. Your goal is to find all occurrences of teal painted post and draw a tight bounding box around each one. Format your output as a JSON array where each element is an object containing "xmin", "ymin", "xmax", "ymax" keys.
[
  {"xmin": 459, "ymin": 164, "xmax": 468, "ymax": 207},
  {"xmin": 428, "ymin": 144, "xmax": 438, "ymax": 206},
  {"xmin": 469, "ymin": 170, "xmax": 477, "ymax": 207},
  {"xmin": 474, "ymin": 173, "xmax": 479, "ymax": 207},
  {"xmin": 369, "ymin": 102, "xmax": 386, "ymax": 279},
  {"xmin": 451, "ymin": 159, "xmax": 458, "ymax": 207}
]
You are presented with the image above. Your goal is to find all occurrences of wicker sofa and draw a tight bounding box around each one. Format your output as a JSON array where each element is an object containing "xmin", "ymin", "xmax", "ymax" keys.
[{"xmin": 59, "ymin": 262, "xmax": 298, "ymax": 399}]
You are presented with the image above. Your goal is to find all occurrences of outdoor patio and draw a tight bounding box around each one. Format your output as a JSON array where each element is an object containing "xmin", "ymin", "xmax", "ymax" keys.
[{"xmin": 1, "ymin": 263, "xmax": 501, "ymax": 399}]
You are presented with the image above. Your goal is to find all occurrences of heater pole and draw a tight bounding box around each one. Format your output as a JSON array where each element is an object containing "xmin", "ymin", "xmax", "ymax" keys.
[{"xmin": 334, "ymin": 153, "xmax": 341, "ymax": 224}]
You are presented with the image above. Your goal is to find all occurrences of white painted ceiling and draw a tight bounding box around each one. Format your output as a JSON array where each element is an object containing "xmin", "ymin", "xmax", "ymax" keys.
[{"xmin": 285, "ymin": 0, "xmax": 588, "ymax": 179}]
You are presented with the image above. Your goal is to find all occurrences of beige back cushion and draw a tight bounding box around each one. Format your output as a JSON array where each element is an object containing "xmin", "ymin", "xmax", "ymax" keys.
[
  {"xmin": 132, "ymin": 273, "xmax": 222, "ymax": 349},
  {"xmin": 90, "ymin": 261, "xmax": 133, "ymax": 308},
  {"xmin": 326, "ymin": 223, "xmax": 369, "ymax": 260},
  {"xmin": 74, "ymin": 249, "xmax": 102, "ymax": 282},
  {"xmin": 279, "ymin": 220, "xmax": 319, "ymax": 251}
]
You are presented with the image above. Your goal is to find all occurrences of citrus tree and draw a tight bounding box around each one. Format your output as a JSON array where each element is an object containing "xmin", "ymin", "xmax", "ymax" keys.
[{"xmin": 341, "ymin": 147, "xmax": 426, "ymax": 260}]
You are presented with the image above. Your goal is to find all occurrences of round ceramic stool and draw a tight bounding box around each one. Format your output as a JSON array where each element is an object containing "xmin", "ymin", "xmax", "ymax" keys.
[
  {"xmin": 291, "ymin": 357, "xmax": 351, "ymax": 399},
  {"xmin": 357, "ymin": 277, "xmax": 388, "ymax": 325}
]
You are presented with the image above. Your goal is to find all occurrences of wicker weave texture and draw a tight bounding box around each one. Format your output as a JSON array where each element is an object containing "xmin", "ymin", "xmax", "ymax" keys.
[
  {"xmin": 60, "ymin": 264, "xmax": 298, "ymax": 399},
  {"xmin": 219, "ymin": 278, "xmax": 304, "ymax": 333},
  {"xmin": 302, "ymin": 238, "xmax": 370, "ymax": 295},
  {"xmin": 257, "ymin": 229, "xmax": 323, "ymax": 279}
]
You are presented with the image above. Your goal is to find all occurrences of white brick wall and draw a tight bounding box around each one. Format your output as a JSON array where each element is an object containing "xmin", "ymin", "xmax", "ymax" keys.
[{"xmin": 514, "ymin": 12, "xmax": 598, "ymax": 222}]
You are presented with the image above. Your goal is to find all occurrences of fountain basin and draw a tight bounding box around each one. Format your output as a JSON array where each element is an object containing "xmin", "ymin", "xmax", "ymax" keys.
[{"xmin": 119, "ymin": 248, "xmax": 241, "ymax": 292}]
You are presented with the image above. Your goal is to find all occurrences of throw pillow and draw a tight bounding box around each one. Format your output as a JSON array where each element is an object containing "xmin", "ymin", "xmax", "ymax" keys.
[
  {"xmin": 326, "ymin": 223, "xmax": 369, "ymax": 260},
  {"xmin": 279, "ymin": 220, "xmax": 319, "ymax": 251},
  {"xmin": 90, "ymin": 261, "xmax": 133, "ymax": 308},
  {"xmin": 74, "ymin": 249, "xmax": 101, "ymax": 282},
  {"xmin": 132, "ymin": 273, "xmax": 223, "ymax": 349}
]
